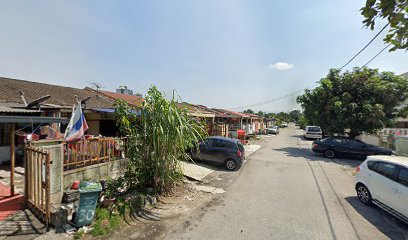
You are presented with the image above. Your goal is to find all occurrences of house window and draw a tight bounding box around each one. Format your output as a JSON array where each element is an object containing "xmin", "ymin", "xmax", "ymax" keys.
[{"xmin": 0, "ymin": 124, "xmax": 10, "ymax": 146}]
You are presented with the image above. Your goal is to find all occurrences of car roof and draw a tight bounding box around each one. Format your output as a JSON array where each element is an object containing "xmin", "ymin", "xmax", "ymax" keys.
[
  {"xmin": 207, "ymin": 136, "xmax": 239, "ymax": 143},
  {"xmin": 366, "ymin": 155, "xmax": 408, "ymax": 168},
  {"xmin": 327, "ymin": 136, "xmax": 350, "ymax": 139},
  {"xmin": 307, "ymin": 126, "xmax": 321, "ymax": 128}
]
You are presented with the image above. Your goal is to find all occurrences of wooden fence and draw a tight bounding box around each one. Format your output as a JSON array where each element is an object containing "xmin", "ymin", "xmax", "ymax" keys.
[
  {"xmin": 25, "ymin": 145, "xmax": 51, "ymax": 228},
  {"xmin": 63, "ymin": 137, "xmax": 128, "ymax": 170}
]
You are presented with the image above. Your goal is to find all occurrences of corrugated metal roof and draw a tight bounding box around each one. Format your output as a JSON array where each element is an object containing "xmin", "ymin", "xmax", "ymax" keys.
[
  {"xmin": 0, "ymin": 115, "xmax": 69, "ymax": 123},
  {"xmin": 0, "ymin": 106, "xmax": 41, "ymax": 113},
  {"xmin": 0, "ymin": 77, "xmax": 115, "ymax": 110}
]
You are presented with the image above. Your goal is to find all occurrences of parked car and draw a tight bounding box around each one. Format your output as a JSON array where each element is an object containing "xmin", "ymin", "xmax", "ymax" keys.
[
  {"xmin": 355, "ymin": 155, "xmax": 408, "ymax": 223},
  {"xmin": 281, "ymin": 122, "xmax": 288, "ymax": 128},
  {"xmin": 190, "ymin": 136, "xmax": 245, "ymax": 170},
  {"xmin": 312, "ymin": 136, "xmax": 392, "ymax": 159},
  {"xmin": 267, "ymin": 126, "xmax": 279, "ymax": 135},
  {"xmin": 304, "ymin": 126, "xmax": 322, "ymax": 139}
]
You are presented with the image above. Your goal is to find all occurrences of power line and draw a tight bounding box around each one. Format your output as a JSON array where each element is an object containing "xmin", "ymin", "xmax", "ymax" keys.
[
  {"xmin": 230, "ymin": 90, "xmax": 304, "ymax": 110},
  {"xmin": 228, "ymin": 24, "xmax": 390, "ymax": 110},
  {"xmin": 340, "ymin": 23, "xmax": 389, "ymax": 70},
  {"xmin": 359, "ymin": 43, "xmax": 392, "ymax": 69}
]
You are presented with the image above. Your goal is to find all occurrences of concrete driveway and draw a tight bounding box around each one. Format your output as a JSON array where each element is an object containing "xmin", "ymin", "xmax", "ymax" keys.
[{"xmin": 166, "ymin": 125, "xmax": 408, "ymax": 240}]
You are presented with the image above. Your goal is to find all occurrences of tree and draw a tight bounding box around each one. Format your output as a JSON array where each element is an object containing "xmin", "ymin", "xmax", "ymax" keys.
[
  {"xmin": 289, "ymin": 110, "xmax": 301, "ymax": 122},
  {"xmin": 243, "ymin": 109, "xmax": 254, "ymax": 114},
  {"xmin": 361, "ymin": 0, "xmax": 408, "ymax": 51},
  {"xmin": 297, "ymin": 68, "xmax": 408, "ymax": 138},
  {"xmin": 115, "ymin": 86, "xmax": 207, "ymax": 192},
  {"xmin": 256, "ymin": 111, "xmax": 265, "ymax": 117},
  {"xmin": 276, "ymin": 112, "xmax": 290, "ymax": 122}
]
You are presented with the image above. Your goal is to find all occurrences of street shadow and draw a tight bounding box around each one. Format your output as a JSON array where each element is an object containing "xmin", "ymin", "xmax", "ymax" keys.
[
  {"xmin": 0, "ymin": 209, "xmax": 45, "ymax": 237},
  {"xmin": 134, "ymin": 208, "xmax": 161, "ymax": 221},
  {"xmin": 291, "ymin": 134, "xmax": 306, "ymax": 139},
  {"xmin": 345, "ymin": 196, "xmax": 408, "ymax": 239},
  {"xmin": 274, "ymin": 147, "xmax": 363, "ymax": 169},
  {"xmin": 187, "ymin": 159, "xmax": 233, "ymax": 173}
]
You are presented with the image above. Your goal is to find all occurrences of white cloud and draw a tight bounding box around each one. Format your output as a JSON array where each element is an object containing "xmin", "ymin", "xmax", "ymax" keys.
[{"xmin": 267, "ymin": 62, "xmax": 294, "ymax": 71}]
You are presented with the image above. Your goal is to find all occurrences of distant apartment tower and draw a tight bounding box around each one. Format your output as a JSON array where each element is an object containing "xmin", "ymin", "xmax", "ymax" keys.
[
  {"xmin": 116, "ymin": 86, "xmax": 143, "ymax": 98},
  {"xmin": 116, "ymin": 86, "xmax": 133, "ymax": 95}
]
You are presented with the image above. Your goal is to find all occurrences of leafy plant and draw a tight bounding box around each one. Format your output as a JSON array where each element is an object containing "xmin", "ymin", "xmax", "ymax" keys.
[
  {"xmin": 74, "ymin": 228, "xmax": 84, "ymax": 239},
  {"xmin": 115, "ymin": 85, "xmax": 207, "ymax": 193},
  {"xmin": 360, "ymin": 0, "xmax": 407, "ymax": 51},
  {"xmin": 297, "ymin": 68, "xmax": 408, "ymax": 138},
  {"xmin": 90, "ymin": 208, "xmax": 121, "ymax": 236}
]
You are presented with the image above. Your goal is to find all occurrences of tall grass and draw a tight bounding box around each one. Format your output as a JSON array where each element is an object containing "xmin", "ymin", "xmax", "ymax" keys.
[{"xmin": 115, "ymin": 86, "xmax": 206, "ymax": 192}]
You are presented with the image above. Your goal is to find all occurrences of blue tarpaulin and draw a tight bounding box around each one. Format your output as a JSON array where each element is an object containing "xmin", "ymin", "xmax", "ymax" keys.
[{"xmin": 94, "ymin": 108, "xmax": 140, "ymax": 115}]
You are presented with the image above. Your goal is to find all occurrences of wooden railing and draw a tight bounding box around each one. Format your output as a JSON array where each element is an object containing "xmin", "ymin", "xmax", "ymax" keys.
[
  {"xmin": 25, "ymin": 145, "xmax": 51, "ymax": 229},
  {"xmin": 381, "ymin": 128, "xmax": 408, "ymax": 136},
  {"xmin": 63, "ymin": 137, "xmax": 128, "ymax": 171}
]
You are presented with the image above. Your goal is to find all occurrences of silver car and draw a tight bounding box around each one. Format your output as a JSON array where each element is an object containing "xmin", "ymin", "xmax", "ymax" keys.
[
  {"xmin": 305, "ymin": 126, "xmax": 322, "ymax": 139},
  {"xmin": 267, "ymin": 126, "xmax": 279, "ymax": 135}
]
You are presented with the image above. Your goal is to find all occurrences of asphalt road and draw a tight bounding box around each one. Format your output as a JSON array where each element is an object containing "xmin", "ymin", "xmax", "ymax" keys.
[{"xmin": 166, "ymin": 125, "xmax": 408, "ymax": 240}]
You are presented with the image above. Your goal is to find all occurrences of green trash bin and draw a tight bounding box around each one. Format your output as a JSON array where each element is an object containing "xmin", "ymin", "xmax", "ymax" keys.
[{"xmin": 74, "ymin": 181, "xmax": 102, "ymax": 227}]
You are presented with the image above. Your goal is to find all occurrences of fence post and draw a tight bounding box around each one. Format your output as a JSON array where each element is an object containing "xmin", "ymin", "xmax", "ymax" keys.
[
  {"xmin": 46, "ymin": 151, "xmax": 51, "ymax": 231},
  {"xmin": 10, "ymin": 123, "xmax": 15, "ymax": 196}
]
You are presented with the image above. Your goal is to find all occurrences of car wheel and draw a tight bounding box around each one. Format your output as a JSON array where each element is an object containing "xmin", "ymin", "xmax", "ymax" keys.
[
  {"xmin": 225, "ymin": 159, "xmax": 238, "ymax": 171},
  {"xmin": 324, "ymin": 149, "xmax": 335, "ymax": 158},
  {"xmin": 356, "ymin": 184, "xmax": 372, "ymax": 205}
]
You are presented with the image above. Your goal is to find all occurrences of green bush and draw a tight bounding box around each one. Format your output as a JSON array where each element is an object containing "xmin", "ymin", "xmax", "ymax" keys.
[
  {"xmin": 115, "ymin": 86, "xmax": 207, "ymax": 193},
  {"xmin": 90, "ymin": 208, "xmax": 121, "ymax": 236}
]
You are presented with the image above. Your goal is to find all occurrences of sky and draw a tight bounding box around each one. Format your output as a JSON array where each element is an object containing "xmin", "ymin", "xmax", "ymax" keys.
[{"xmin": 0, "ymin": 1, "xmax": 407, "ymax": 113}]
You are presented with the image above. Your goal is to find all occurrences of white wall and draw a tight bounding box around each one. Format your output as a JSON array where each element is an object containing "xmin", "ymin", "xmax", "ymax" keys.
[{"xmin": 357, "ymin": 133, "xmax": 380, "ymax": 146}]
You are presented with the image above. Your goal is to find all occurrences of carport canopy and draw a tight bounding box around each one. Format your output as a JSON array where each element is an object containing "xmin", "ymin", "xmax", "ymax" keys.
[
  {"xmin": 0, "ymin": 116, "xmax": 69, "ymax": 123},
  {"xmin": 0, "ymin": 115, "xmax": 68, "ymax": 197}
]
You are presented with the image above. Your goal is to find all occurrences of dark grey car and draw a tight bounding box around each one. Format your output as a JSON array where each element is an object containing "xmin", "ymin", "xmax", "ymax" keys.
[{"xmin": 191, "ymin": 136, "xmax": 245, "ymax": 170}]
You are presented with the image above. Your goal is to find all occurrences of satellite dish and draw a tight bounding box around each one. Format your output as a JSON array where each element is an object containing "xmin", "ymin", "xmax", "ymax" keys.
[
  {"xmin": 26, "ymin": 95, "xmax": 51, "ymax": 109},
  {"xmin": 80, "ymin": 96, "xmax": 91, "ymax": 104}
]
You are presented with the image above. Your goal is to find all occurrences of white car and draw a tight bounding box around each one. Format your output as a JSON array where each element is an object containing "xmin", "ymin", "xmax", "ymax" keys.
[
  {"xmin": 266, "ymin": 126, "xmax": 279, "ymax": 135},
  {"xmin": 355, "ymin": 155, "xmax": 408, "ymax": 223},
  {"xmin": 281, "ymin": 122, "xmax": 288, "ymax": 128},
  {"xmin": 304, "ymin": 126, "xmax": 322, "ymax": 139}
]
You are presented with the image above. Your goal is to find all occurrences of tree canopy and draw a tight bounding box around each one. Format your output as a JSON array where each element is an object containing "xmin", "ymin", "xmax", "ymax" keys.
[
  {"xmin": 289, "ymin": 110, "xmax": 301, "ymax": 122},
  {"xmin": 243, "ymin": 109, "xmax": 254, "ymax": 114},
  {"xmin": 297, "ymin": 68, "xmax": 408, "ymax": 138},
  {"xmin": 361, "ymin": 0, "xmax": 408, "ymax": 51}
]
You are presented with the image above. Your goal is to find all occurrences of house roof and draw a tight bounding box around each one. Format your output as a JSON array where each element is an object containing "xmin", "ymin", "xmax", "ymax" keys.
[
  {"xmin": 189, "ymin": 104, "xmax": 227, "ymax": 118},
  {"xmin": 217, "ymin": 109, "xmax": 260, "ymax": 119},
  {"xmin": 212, "ymin": 109, "xmax": 248, "ymax": 118},
  {"xmin": 0, "ymin": 77, "xmax": 115, "ymax": 110},
  {"xmin": 245, "ymin": 113, "xmax": 262, "ymax": 119},
  {"xmin": 0, "ymin": 106, "xmax": 41, "ymax": 113},
  {"xmin": 176, "ymin": 102, "xmax": 215, "ymax": 118},
  {"xmin": 86, "ymin": 88, "xmax": 144, "ymax": 107}
]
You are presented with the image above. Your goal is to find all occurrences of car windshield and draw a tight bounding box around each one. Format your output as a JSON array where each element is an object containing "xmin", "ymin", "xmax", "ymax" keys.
[{"xmin": 308, "ymin": 127, "xmax": 321, "ymax": 132}]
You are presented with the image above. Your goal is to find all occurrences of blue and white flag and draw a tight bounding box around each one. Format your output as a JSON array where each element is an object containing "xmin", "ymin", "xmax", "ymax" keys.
[{"xmin": 64, "ymin": 101, "xmax": 89, "ymax": 142}]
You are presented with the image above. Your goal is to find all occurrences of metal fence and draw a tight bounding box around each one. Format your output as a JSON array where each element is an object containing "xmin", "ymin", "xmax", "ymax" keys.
[
  {"xmin": 63, "ymin": 137, "xmax": 128, "ymax": 170},
  {"xmin": 382, "ymin": 128, "xmax": 408, "ymax": 136}
]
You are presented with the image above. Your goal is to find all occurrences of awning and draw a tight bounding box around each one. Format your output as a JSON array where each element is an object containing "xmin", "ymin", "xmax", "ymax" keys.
[
  {"xmin": 94, "ymin": 108, "xmax": 141, "ymax": 115},
  {"xmin": 95, "ymin": 108, "xmax": 115, "ymax": 113},
  {"xmin": 0, "ymin": 116, "xmax": 69, "ymax": 124},
  {"xmin": 0, "ymin": 106, "xmax": 41, "ymax": 113}
]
